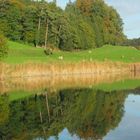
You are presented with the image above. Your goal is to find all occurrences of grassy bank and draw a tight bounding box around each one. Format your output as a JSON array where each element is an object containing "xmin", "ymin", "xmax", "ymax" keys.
[{"xmin": 2, "ymin": 41, "xmax": 140, "ymax": 64}]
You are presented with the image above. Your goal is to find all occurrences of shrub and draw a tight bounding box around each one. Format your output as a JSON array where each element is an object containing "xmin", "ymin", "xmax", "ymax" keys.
[
  {"xmin": 44, "ymin": 48, "xmax": 53, "ymax": 55},
  {"xmin": 0, "ymin": 34, "xmax": 8, "ymax": 58},
  {"xmin": 44, "ymin": 44, "xmax": 59, "ymax": 55}
]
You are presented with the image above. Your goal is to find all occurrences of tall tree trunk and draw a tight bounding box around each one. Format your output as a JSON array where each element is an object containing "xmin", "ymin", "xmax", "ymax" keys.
[
  {"xmin": 45, "ymin": 19, "xmax": 49, "ymax": 49},
  {"xmin": 36, "ymin": 17, "xmax": 41, "ymax": 47},
  {"xmin": 58, "ymin": 25, "xmax": 61, "ymax": 47}
]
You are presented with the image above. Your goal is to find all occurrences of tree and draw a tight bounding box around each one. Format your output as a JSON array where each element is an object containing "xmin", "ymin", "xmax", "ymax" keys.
[
  {"xmin": 0, "ymin": 34, "xmax": 8, "ymax": 58},
  {"xmin": 22, "ymin": 5, "xmax": 37, "ymax": 44},
  {"xmin": 0, "ymin": 0, "xmax": 126, "ymax": 50}
]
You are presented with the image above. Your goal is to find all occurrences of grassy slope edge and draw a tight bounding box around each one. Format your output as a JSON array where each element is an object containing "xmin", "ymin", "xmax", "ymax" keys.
[{"xmin": 2, "ymin": 41, "xmax": 140, "ymax": 64}]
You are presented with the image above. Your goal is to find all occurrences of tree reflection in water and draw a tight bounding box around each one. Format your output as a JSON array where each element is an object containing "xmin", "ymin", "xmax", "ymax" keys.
[{"xmin": 0, "ymin": 88, "xmax": 128, "ymax": 140}]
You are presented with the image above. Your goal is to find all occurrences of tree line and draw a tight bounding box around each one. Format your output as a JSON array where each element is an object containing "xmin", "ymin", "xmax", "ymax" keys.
[
  {"xmin": 124, "ymin": 38, "xmax": 140, "ymax": 49},
  {"xmin": 0, "ymin": 0, "xmax": 126, "ymax": 51}
]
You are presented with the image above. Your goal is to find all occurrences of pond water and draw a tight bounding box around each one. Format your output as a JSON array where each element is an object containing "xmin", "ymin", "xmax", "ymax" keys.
[{"xmin": 0, "ymin": 77, "xmax": 140, "ymax": 140}]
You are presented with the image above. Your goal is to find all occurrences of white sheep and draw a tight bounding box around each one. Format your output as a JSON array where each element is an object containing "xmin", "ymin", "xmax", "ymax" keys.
[{"xmin": 58, "ymin": 56, "xmax": 63, "ymax": 60}]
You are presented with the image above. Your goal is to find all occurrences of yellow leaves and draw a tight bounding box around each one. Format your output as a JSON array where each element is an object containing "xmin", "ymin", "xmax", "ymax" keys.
[
  {"xmin": 76, "ymin": 0, "xmax": 94, "ymax": 16},
  {"xmin": 10, "ymin": 0, "xmax": 25, "ymax": 10}
]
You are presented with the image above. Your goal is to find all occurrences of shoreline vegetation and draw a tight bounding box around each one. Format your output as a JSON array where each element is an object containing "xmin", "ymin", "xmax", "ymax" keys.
[
  {"xmin": 0, "ymin": 2, "xmax": 139, "ymax": 74},
  {"xmin": 0, "ymin": 64, "xmax": 140, "ymax": 93},
  {"xmin": 1, "ymin": 41, "xmax": 139, "ymax": 95},
  {"xmin": 0, "ymin": 1, "xmax": 139, "ymax": 87},
  {"xmin": 0, "ymin": 61, "xmax": 140, "ymax": 79},
  {"xmin": 1, "ymin": 41, "xmax": 140, "ymax": 93}
]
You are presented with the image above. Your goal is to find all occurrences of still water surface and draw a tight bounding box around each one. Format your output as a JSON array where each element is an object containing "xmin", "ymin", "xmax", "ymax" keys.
[{"xmin": 0, "ymin": 78, "xmax": 140, "ymax": 140}]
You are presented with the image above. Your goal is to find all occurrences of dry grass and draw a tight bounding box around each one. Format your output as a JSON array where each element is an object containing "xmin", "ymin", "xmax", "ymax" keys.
[
  {"xmin": 0, "ymin": 61, "xmax": 140, "ymax": 93},
  {"xmin": 0, "ymin": 61, "xmax": 134, "ymax": 79},
  {"xmin": 0, "ymin": 70, "xmax": 139, "ymax": 93}
]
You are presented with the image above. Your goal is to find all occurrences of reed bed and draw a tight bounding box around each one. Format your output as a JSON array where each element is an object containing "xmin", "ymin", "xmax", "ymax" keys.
[
  {"xmin": 0, "ymin": 61, "xmax": 134, "ymax": 79},
  {"xmin": 0, "ymin": 61, "xmax": 140, "ymax": 93},
  {"xmin": 0, "ymin": 67, "xmax": 139, "ymax": 93}
]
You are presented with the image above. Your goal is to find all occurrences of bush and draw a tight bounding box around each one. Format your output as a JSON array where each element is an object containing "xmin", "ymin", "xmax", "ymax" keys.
[
  {"xmin": 44, "ymin": 48, "xmax": 53, "ymax": 55},
  {"xmin": 44, "ymin": 44, "xmax": 59, "ymax": 55},
  {"xmin": 0, "ymin": 34, "xmax": 8, "ymax": 58}
]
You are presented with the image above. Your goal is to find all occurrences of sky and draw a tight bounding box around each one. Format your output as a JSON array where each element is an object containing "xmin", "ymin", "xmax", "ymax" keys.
[
  {"xmin": 105, "ymin": 0, "xmax": 140, "ymax": 39},
  {"xmin": 48, "ymin": 0, "xmax": 140, "ymax": 39}
]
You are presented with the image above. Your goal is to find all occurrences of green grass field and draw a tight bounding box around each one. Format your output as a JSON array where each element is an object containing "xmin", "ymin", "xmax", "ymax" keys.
[{"xmin": 2, "ymin": 41, "xmax": 140, "ymax": 64}]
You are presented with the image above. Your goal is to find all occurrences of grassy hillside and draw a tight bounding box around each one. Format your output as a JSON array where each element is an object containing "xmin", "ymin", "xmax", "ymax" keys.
[{"xmin": 2, "ymin": 41, "xmax": 140, "ymax": 64}]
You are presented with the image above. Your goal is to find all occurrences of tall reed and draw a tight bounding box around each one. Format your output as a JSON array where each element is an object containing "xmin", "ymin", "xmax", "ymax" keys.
[
  {"xmin": 0, "ymin": 61, "xmax": 136, "ymax": 79},
  {"xmin": 0, "ymin": 61, "xmax": 140, "ymax": 93}
]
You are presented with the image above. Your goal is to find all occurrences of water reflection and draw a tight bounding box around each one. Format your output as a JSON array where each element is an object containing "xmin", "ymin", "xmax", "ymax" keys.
[
  {"xmin": 105, "ymin": 94, "xmax": 140, "ymax": 140},
  {"xmin": 1, "ymin": 71, "xmax": 140, "ymax": 93},
  {"xmin": 0, "ymin": 88, "xmax": 129, "ymax": 140}
]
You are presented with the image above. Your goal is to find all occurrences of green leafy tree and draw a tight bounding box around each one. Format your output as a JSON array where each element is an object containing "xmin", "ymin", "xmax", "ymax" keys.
[
  {"xmin": 0, "ymin": 0, "xmax": 126, "ymax": 50},
  {"xmin": 0, "ymin": 34, "xmax": 8, "ymax": 58}
]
